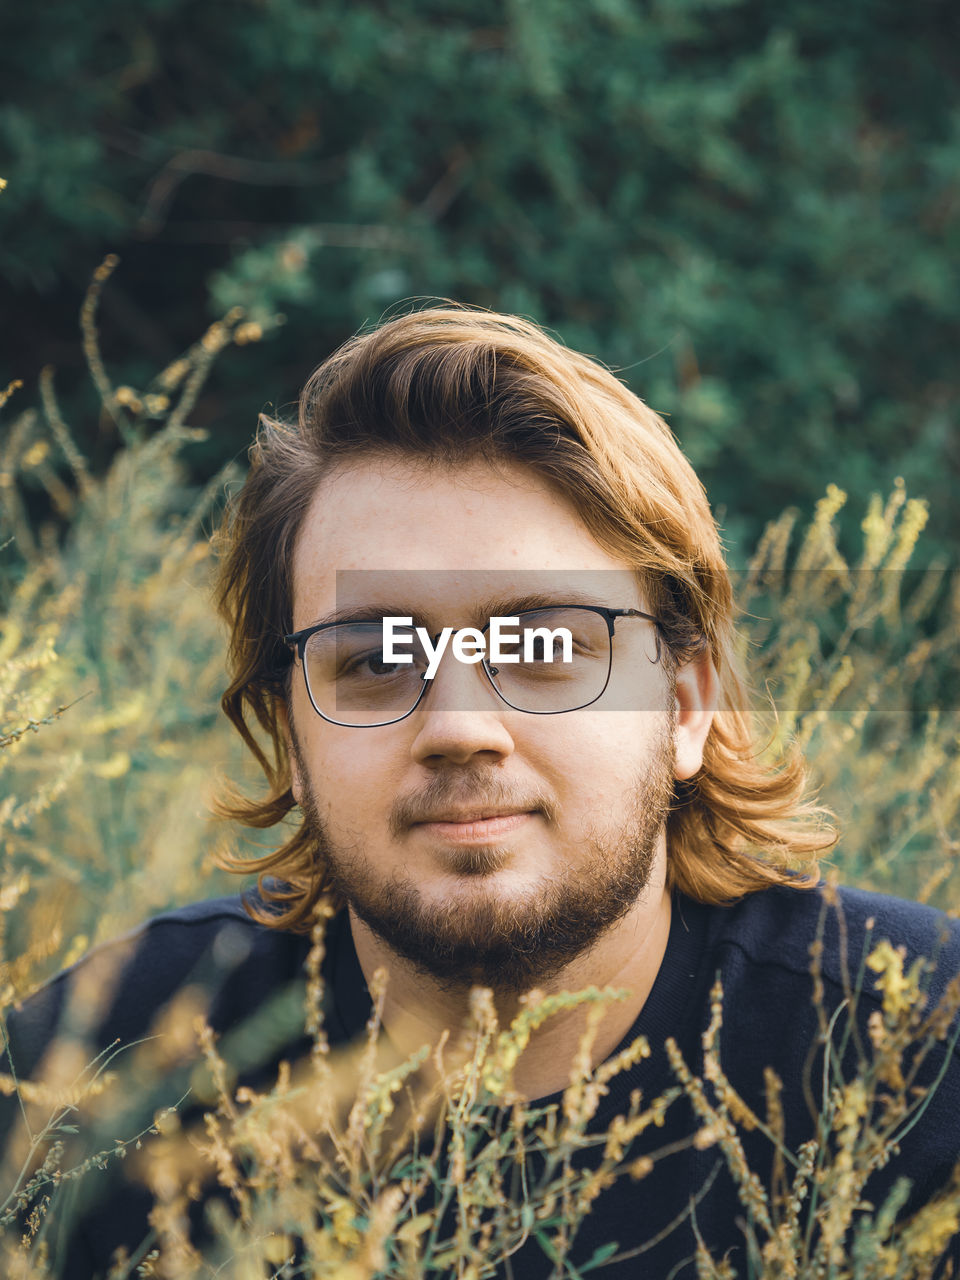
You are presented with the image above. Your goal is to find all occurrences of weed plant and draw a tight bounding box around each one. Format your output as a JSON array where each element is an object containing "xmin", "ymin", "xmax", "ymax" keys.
[{"xmin": 1, "ymin": 268, "xmax": 958, "ymax": 1276}]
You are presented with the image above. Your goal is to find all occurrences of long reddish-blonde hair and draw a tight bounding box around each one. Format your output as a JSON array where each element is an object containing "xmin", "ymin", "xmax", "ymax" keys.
[{"xmin": 215, "ymin": 306, "xmax": 834, "ymax": 931}]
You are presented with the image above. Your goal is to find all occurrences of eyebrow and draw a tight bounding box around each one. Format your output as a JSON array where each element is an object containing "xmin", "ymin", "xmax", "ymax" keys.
[{"xmin": 306, "ymin": 589, "xmax": 628, "ymax": 631}]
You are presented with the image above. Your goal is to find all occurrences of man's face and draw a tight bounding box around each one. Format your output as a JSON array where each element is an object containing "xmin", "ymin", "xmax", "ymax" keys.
[{"xmin": 286, "ymin": 457, "xmax": 683, "ymax": 993}]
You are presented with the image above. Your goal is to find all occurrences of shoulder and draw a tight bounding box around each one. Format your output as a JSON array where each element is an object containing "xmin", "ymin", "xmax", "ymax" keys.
[
  {"xmin": 701, "ymin": 879, "xmax": 960, "ymax": 1000},
  {"xmin": 3, "ymin": 891, "xmax": 313, "ymax": 1082},
  {"xmin": 691, "ymin": 880, "xmax": 960, "ymax": 1144},
  {"xmin": 680, "ymin": 885, "xmax": 960, "ymax": 1262},
  {"xmin": 13, "ymin": 889, "xmax": 302, "ymax": 1004},
  {"xmin": 685, "ymin": 880, "xmax": 960, "ymax": 1082},
  {"xmin": 719, "ymin": 884, "xmax": 960, "ymax": 1209}
]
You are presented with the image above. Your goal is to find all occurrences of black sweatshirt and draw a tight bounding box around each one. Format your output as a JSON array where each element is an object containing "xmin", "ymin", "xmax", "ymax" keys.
[{"xmin": 2, "ymin": 881, "xmax": 958, "ymax": 1278}]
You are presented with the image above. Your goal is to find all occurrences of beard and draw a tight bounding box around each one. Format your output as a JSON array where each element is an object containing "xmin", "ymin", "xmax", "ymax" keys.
[{"xmin": 290, "ymin": 711, "xmax": 677, "ymax": 996}]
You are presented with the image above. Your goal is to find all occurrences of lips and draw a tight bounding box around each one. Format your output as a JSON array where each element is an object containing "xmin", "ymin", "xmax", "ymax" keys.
[
  {"xmin": 415, "ymin": 807, "xmax": 533, "ymax": 824},
  {"xmin": 413, "ymin": 810, "xmax": 537, "ymax": 843},
  {"xmin": 390, "ymin": 782, "xmax": 551, "ymax": 842}
]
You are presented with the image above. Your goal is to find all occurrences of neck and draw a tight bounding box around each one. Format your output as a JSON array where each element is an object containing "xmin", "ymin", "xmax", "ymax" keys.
[{"xmin": 348, "ymin": 870, "xmax": 672, "ymax": 1102}]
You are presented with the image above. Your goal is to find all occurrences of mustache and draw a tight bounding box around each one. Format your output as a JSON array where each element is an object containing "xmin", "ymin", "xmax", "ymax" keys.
[{"xmin": 389, "ymin": 769, "xmax": 557, "ymax": 837}]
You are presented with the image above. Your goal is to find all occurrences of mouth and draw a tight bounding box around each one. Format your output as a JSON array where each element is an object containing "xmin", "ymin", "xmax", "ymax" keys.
[{"xmin": 412, "ymin": 809, "xmax": 539, "ymax": 843}]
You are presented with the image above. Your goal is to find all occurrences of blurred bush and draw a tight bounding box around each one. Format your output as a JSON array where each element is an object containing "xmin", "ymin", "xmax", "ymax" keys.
[{"xmin": 2, "ymin": 0, "xmax": 958, "ymax": 554}]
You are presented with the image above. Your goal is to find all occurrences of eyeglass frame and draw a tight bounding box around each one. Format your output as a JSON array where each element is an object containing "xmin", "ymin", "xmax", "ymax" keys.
[{"xmin": 283, "ymin": 605, "xmax": 666, "ymax": 728}]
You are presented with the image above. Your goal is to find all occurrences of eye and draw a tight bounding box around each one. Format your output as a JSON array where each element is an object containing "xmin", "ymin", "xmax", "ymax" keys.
[
  {"xmin": 527, "ymin": 634, "xmax": 569, "ymax": 662},
  {"xmin": 341, "ymin": 649, "xmax": 406, "ymax": 678}
]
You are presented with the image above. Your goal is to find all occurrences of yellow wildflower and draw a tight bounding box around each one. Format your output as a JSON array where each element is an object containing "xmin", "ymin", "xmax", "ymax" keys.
[
  {"xmin": 61, "ymin": 932, "xmax": 89, "ymax": 968},
  {"xmin": 233, "ymin": 322, "xmax": 263, "ymax": 345},
  {"xmin": 693, "ymin": 1124, "xmax": 719, "ymax": 1150},
  {"xmin": 21, "ymin": 440, "xmax": 50, "ymax": 468},
  {"xmin": 201, "ymin": 322, "xmax": 229, "ymax": 353},
  {"xmin": 0, "ymin": 377, "xmax": 22, "ymax": 409},
  {"xmin": 902, "ymin": 1196, "xmax": 960, "ymax": 1263},
  {"xmin": 157, "ymin": 357, "xmax": 190, "ymax": 389},
  {"xmin": 832, "ymin": 1077, "xmax": 868, "ymax": 1133},
  {"xmin": 92, "ymin": 751, "xmax": 131, "ymax": 779},
  {"xmin": 262, "ymin": 1234, "xmax": 293, "ymax": 1265},
  {"xmin": 327, "ymin": 1195, "xmax": 362, "ymax": 1248},
  {"xmin": 0, "ymin": 871, "xmax": 30, "ymax": 911},
  {"xmin": 866, "ymin": 939, "xmax": 920, "ymax": 1021},
  {"xmin": 114, "ymin": 385, "xmax": 143, "ymax": 412}
]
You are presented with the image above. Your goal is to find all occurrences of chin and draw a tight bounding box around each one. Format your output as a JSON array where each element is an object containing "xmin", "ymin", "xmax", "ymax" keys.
[{"xmin": 340, "ymin": 859, "xmax": 649, "ymax": 996}]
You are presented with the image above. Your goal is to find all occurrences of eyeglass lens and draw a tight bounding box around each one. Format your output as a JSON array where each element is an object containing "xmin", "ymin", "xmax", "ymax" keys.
[{"xmin": 301, "ymin": 607, "xmax": 614, "ymax": 726}]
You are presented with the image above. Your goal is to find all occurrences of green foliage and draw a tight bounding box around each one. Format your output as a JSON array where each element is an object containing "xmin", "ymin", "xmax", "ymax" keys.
[{"xmin": 3, "ymin": 0, "xmax": 959, "ymax": 553}]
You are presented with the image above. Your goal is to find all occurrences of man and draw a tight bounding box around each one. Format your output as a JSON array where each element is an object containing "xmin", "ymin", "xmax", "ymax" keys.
[{"xmin": 3, "ymin": 307, "xmax": 959, "ymax": 1277}]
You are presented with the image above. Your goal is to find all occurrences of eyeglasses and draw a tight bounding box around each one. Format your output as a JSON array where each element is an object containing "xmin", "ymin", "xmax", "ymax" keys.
[{"xmin": 284, "ymin": 605, "xmax": 663, "ymax": 728}]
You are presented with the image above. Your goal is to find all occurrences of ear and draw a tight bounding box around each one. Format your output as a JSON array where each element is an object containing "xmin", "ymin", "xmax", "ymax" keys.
[
  {"xmin": 277, "ymin": 700, "xmax": 303, "ymax": 804},
  {"xmin": 673, "ymin": 649, "xmax": 719, "ymax": 781}
]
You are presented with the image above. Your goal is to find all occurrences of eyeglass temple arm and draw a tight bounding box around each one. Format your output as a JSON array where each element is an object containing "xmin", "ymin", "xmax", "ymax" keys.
[
  {"xmin": 607, "ymin": 608, "xmax": 664, "ymax": 660},
  {"xmin": 607, "ymin": 608, "xmax": 661, "ymax": 629}
]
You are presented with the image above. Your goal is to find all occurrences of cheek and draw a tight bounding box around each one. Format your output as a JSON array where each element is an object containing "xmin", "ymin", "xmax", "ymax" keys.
[
  {"xmin": 532, "ymin": 710, "xmax": 673, "ymax": 802},
  {"xmin": 298, "ymin": 729, "xmax": 405, "ymax": 825}
]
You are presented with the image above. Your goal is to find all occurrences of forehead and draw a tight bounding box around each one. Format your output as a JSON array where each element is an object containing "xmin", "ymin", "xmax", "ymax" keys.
[{"xmin": 290, "ymin": 456, "xmax": 641, "ymax": 626}]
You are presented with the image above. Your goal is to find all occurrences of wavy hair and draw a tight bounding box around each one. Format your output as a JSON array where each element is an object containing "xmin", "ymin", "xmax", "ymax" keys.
[{"xmin": 215, "ymin": 306, "xmax": 835, "ymax": 930}]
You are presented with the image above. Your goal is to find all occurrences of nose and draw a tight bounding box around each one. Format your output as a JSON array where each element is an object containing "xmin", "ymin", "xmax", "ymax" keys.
[{"xmin": 408, "ymin": 645, "xmax": 516, "ymax": 767}]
